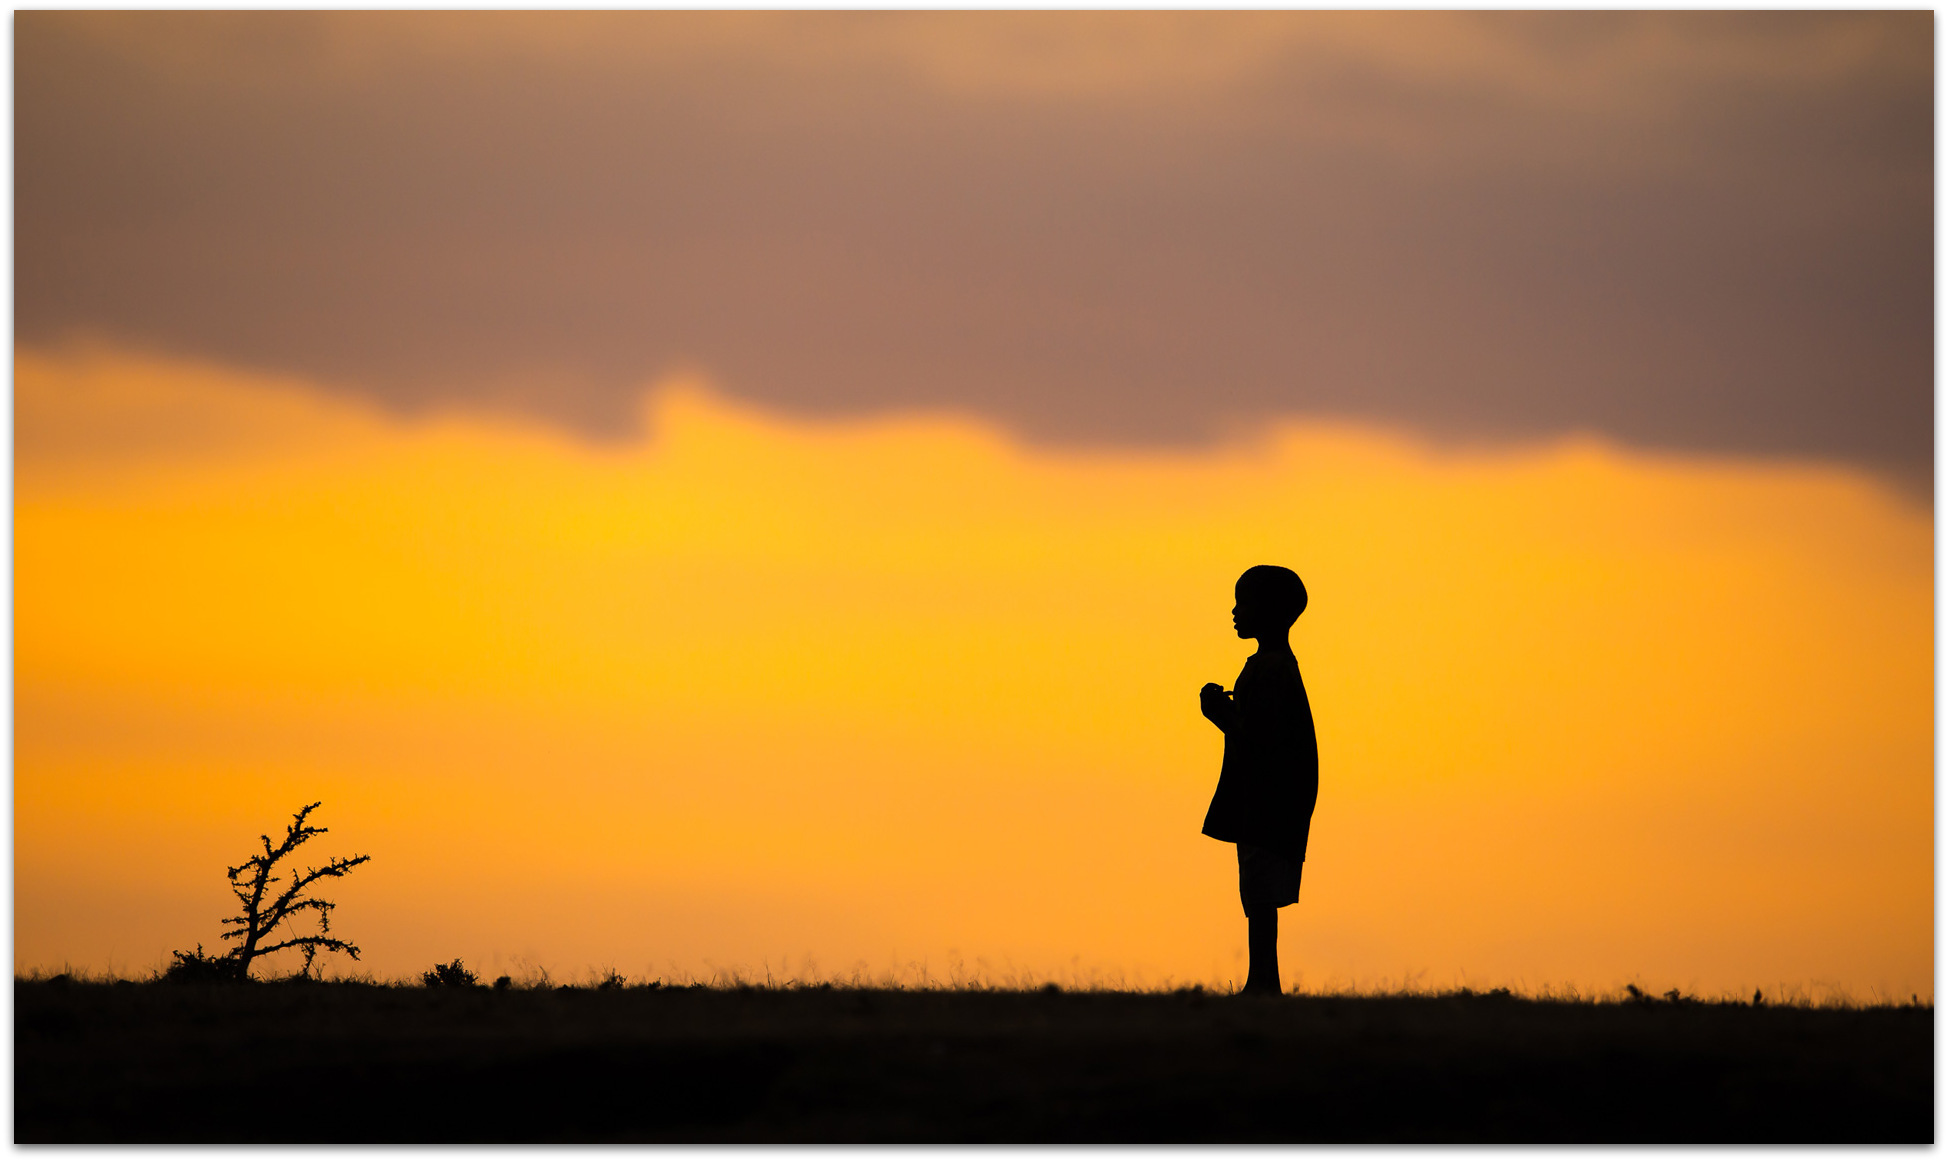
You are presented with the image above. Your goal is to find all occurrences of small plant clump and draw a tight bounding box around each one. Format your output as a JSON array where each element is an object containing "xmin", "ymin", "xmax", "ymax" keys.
[
  {"xmin": 165, "ymin": 944, "xmax": 243, "ymax": 984},
  {"xmin": 421, "ymin": 960, "xmax": 480, "ymax": 988},
  {"xmin": 1622, "ymin": 983, "xmax": 1698, "ymax": 1007}
]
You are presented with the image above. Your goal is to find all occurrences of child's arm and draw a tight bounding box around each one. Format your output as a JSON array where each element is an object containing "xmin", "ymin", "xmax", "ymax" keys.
[{"xmin": 1199, "ymin": 682, "xmax": 1235, "ymax": 732}]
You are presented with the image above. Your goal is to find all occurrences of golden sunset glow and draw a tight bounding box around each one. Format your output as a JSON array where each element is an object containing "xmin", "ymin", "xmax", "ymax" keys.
[{"xmin": 14, "ymin": 348, "xmax": 1931, "ymax": 997}]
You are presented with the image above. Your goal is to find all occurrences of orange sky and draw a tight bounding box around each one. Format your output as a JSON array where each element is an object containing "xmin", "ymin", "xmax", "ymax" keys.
[{"xmin": 14, "ymin": 347, "xmax": 1932, "ymax": 998}]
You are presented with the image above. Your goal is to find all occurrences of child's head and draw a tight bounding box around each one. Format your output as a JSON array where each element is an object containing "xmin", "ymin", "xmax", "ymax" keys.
[{"xmin": 1232, "ymin": 565, "xmax": 1308, "ymax": 640}]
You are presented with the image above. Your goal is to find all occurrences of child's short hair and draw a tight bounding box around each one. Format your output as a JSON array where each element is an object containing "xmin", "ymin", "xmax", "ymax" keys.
[{"xmin": 1237, "ymin": 564, "xmax": 1308, "ymax": 627}]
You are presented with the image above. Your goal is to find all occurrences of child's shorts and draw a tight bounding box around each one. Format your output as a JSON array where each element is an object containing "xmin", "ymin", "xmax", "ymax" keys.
[{"xmin": 1238, "ymin": 842, "xmax": 1303, "ymax": 914}]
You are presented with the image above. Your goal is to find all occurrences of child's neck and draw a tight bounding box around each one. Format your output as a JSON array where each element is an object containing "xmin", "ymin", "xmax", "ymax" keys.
[{"xmin": 1252, "ymin": 632, "xmax": 1294, "ymax": 658}]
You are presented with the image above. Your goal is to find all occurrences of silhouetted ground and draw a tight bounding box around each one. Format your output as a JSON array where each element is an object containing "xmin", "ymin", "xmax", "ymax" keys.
[{"xmin": 14, "ymin": 978, "xmax": 1931, "ymax": 1143}]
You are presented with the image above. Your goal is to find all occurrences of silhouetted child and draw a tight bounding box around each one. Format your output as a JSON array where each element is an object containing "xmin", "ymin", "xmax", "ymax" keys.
[{"xmin": 1199, "ymin": 565, "xmax": 1318, "ymax": 996}]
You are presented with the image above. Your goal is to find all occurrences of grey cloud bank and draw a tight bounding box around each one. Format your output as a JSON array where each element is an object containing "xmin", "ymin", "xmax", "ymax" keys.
[{"xmin": 16, "ymin": 12, "xmax": 1931, "ymax": 488}]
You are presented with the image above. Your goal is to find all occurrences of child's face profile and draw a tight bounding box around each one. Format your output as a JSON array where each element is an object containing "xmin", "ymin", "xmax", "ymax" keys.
[
  {"xmin": 1232, "ymin": 589, "xmax": 1267, "ymax": 640},
  {"xmin": 1232, "ymin": 578, "xmax": 1299, "ymax": 641}
]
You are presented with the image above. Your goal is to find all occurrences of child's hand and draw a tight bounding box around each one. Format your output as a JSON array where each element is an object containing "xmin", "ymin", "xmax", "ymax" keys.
[{"xmin": 1199, "ymin": 682, "xmax": 1232, "ymax": 725}]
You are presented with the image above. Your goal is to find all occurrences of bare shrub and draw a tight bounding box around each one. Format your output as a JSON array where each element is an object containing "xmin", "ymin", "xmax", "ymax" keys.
[{"xmin": 172, "ymin": 802, "xmax": 370, "ymax": 982}]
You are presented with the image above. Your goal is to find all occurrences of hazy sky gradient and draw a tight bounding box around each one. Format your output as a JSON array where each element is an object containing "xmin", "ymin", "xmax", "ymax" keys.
[
  {"xmin": 16, "ymin": 351, "xmax": 1931, "ymax": 992},
  {"xmin": 17, "ymin": 11, "xmax": 1932, "ymax": 487}
]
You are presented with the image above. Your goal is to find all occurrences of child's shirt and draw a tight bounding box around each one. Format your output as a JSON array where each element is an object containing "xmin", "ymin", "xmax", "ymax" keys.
[{"xmin": 1201, "ymin": 649, "xmax": 1319, "ymax": 863}]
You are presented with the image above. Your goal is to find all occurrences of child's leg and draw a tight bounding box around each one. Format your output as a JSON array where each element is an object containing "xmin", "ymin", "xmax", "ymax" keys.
[
  {"xmin": 1237, "ymin": 843, "xmax": 1296, "ymax": 995},
  {"xmin": 1244, "ymin": 907, "xmax": 1280, "ymax": 995}
]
